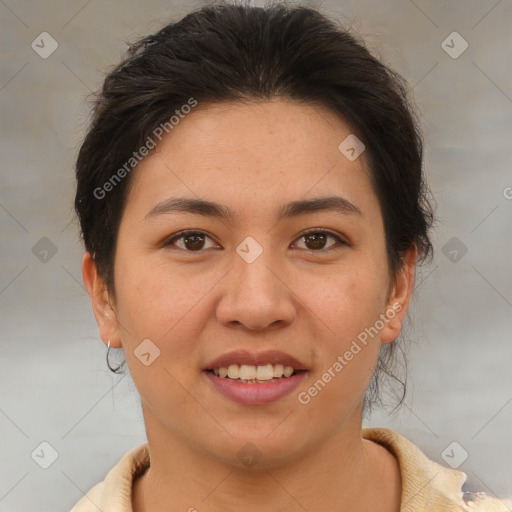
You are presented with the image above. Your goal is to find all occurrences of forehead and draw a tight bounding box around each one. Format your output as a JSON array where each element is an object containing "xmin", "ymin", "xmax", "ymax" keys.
[
  {"xmin": 158, "ymin": 99, "xmax": 358, "ymax": 168},
  {"xmin": 125, "ymin": 99, "xmax": 378, "ymax": 222}
]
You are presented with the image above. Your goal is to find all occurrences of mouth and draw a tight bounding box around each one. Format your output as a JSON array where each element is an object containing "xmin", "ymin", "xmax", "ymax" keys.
[
  {"xmin": 205, "ymin": 363, "xmax": 305, "ymax": 384},
  {"xmin": 203, "ymin": 350, "xmax": 309, "ymax": 405}
]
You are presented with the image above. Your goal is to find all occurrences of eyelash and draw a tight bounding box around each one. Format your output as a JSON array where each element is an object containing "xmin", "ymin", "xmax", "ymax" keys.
[{"xmin": 164, "ymin": 228, "xmax": 348, "ymax": 253}]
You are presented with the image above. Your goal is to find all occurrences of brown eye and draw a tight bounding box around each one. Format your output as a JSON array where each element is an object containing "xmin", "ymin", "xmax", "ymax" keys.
[
  {"xmin": 166, "ymin": 231, "xmax": 217, "ymax": 251},
  {"xmin": 182, "ymin": 233, "xmax": 206, "ymax": 250},
  {"xmin": 295, "ymin": 230, "xmax": 345, "ymax": 251}
]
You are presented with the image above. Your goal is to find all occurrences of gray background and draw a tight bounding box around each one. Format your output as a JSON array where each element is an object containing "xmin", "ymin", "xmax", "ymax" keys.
[{"xmin": 1, "ymin": 0, "xmax": 511, "ymax": 510}]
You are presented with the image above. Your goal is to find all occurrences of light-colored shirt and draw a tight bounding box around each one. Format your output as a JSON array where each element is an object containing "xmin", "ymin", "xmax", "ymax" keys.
[{"xmin": 69, "ymin": 427, "xmax": 511, "ymax": 511}]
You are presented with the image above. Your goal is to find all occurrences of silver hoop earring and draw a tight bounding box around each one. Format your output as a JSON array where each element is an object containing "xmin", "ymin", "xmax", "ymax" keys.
[{"xmin": 106, "ymin": 339, "xmax": 122, "ymax": 374}]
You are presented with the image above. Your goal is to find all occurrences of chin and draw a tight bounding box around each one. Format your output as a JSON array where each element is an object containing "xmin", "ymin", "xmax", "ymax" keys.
[{"xmin": 203, "ymin": 424, "xmax": 308, "ymax": 470}]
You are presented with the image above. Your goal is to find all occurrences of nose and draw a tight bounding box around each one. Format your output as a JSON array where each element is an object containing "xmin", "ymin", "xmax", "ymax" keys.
[{"xmin": 215, "ymin": 245, "xmax": 297, "ymax": 332}]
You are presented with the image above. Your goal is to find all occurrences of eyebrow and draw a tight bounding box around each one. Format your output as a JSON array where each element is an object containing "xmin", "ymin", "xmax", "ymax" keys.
[{"xmin": 144, "ymin": 195, "xmax": 362, "ymax": 221}]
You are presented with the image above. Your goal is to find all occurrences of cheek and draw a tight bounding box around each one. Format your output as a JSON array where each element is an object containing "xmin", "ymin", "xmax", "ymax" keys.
[
  {"xmin": 294, "ymin": 269, "xmax": 384, "ymax": 420},
  {"xmin": 113, "ymin": 254, "xmax": 213, "ymax": 419},
  {"xmin": 113, "ymin": 250, "xmax": 228, "ymax": 393},
  {"xmin": 297, "ymin": 261, "xmax": 388, "ymax": 345},
  {"xmin": 114, "ymin": 247, "xmax": 209, "ymax": 336},
  {"xmin": 293, "ymin": 261, "xmax": 387, "ymax": 404}
]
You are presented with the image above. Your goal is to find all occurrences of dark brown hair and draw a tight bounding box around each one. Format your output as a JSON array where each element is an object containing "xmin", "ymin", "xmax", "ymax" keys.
[{"xmin": 74, "ymin": 1, "xmax": 434, "ymax": 413}]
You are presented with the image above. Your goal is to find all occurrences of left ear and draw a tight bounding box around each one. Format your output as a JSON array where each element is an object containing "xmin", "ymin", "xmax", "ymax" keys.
[{"xmin": 380, "ymin": 245, "xmax": 417, "ymax": 344}]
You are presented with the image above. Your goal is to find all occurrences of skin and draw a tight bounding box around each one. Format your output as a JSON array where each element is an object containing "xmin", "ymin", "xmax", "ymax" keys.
[{"xmin": 83, "ymin": 99, "xmax": 416, "ymax": 511}]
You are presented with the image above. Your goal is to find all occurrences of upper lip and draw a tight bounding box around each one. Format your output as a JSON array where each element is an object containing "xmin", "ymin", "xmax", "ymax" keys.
[{"xmin": 205, "ymin": 350, "xmax": 308, "ymax": 370}]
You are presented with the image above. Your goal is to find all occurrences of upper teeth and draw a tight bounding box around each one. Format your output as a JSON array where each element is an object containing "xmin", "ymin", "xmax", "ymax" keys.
[{"xmin": 213, "ymin": 364, "xmax": 294, "ymax": 380}]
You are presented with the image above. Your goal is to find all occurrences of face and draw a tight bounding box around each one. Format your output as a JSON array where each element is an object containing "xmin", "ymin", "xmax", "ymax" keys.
[{"xmin": 84, "ymin": 99, "xmax": 414, "ymax": 468}]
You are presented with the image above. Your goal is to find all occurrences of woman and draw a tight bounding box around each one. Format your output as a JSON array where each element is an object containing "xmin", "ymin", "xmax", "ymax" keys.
[{"xmin": 70, "ymin": 2, "xmax": 511, "ymax": 511}]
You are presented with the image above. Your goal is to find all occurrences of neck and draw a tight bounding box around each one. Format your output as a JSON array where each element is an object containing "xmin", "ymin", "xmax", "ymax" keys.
[{"xmin": 133, "ymin": 406, "xmax": 401, "ymax": 511}]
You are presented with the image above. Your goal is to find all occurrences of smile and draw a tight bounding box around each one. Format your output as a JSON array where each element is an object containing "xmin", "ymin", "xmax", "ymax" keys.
[
  {"xmin": 209, "ymin": 363, "xmax": 296, "ymax": 382},
  {"xmin": 204, "ymin": 367, "xmax": 308, "ymax": 405}
]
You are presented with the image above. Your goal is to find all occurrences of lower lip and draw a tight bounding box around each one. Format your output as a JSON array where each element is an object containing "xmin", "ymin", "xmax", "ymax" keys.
[{"xmin": 204, "ymin": 371, "xmax": 307, "ymax": 405}]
